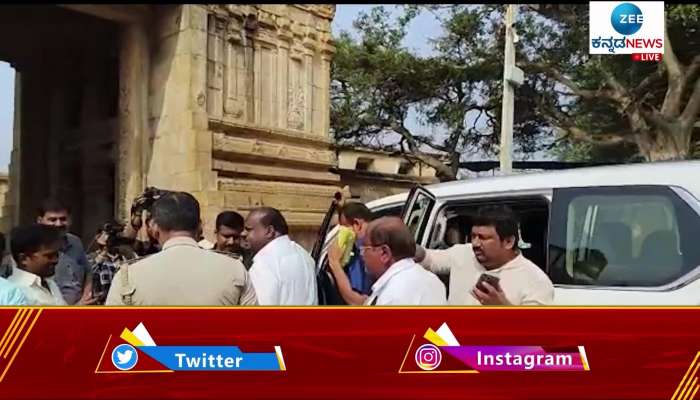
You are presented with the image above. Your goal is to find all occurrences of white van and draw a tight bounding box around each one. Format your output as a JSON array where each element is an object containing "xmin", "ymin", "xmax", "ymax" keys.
[{"xmin": 314, "ymin": 161, "xmax": 700, "ymax": 305}]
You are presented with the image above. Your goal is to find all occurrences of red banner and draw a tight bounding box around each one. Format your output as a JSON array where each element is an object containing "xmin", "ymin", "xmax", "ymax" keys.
[{"xmin": 0, "ymin": 307, "xmax": 698, "ymax": 399}]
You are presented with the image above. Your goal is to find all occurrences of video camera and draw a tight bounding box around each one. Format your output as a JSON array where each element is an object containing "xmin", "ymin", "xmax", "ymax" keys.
[
  {"xmin": 128, "ymin": 187, "xmax": 175, "ymax": 257},
  {"xmin": 99, "ymin": 221, "xmax": 132, "ymax": 248},
  {"xmin": 130, "ymin": 186, "xmax": 174, "ymax": 222}
]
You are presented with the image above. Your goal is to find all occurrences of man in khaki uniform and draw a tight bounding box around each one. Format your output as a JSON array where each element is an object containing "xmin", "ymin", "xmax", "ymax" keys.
[{"xmin": 106, "ymin": 192, "xmax": 257, "ymax": 306}]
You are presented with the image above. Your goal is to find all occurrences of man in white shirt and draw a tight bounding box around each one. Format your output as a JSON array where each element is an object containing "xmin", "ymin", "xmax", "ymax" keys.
[
  {"xmin": 415, "ymin": 205, "xmax": 554, "ymax": 306},
  {"xmin": 8, "ymin": 224, "xmax": 67, "ymax": 306},
  {"xmin": 362, "ymin": 217, "xmax": 445, "ymax": 306},
  {"xmin": 243, "ymin": 207, "xmax": 317, "ymax": 305},
  {"xmin": 36, "ymin": 198, "xmax": 94, "ymax": 305}
]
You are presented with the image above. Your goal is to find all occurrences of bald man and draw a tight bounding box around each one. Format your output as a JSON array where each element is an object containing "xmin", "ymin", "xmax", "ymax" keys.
[
  {"xmin": 242, "ymin": 207, "xmax": 317, "ymax": 305},
  {"xmin": 361, "ymin": 217, "xmax": 446, "ymax": 306}
]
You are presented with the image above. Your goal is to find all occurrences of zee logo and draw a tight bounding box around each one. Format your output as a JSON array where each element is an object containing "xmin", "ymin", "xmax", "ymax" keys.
[
  {"xmin": 611, "ymin": 3, "xmax": 644, "ymax": 35},
  {"xmin": 415, "ymin": 344, "xmax": 442, "ymax": 371}
]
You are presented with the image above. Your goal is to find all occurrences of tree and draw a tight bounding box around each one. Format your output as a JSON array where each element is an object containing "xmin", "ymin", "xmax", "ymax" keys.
[
  {"xmin": 516, "ymin": 4, "xmax": 700, "ymax": 161},
  {"xmin": 331, "ymin": 6, "xmax": 548, "ymax": 181},
  {"xmin": 331, "ymin": 5, "xmax": 700, "ymax": 171}
]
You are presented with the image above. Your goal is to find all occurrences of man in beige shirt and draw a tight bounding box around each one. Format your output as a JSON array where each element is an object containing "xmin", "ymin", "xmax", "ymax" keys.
[
  {"xmin": 415, "ymin": 205, "xmax": 553, "ymax": 306},
  {"xmin": 106, "ymin": 192, "xmax": 257, "ymax": 306}
]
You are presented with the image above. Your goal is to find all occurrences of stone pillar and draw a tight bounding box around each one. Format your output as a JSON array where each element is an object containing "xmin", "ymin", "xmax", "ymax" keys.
[
  {"xmin": 117, "ymin": 22, "xmax": 149, "ymax": 221},
  {"xmin": 147, "ymin": 5, "xmax": 203, "ymax": 190},
  {"xmin": 47, "ymin": 85, "xmax": 67, "ymax": 198},
  {"xmin": 1, "ymin": 72, "xmax": 22, "ymax": 231},
  {"xmin": 147, "ymin": 5, "xmax": 220, "ymax": 235},
  {"xmin": 78, "ymin": 54, "xmax": 115, "ymax": 238}
]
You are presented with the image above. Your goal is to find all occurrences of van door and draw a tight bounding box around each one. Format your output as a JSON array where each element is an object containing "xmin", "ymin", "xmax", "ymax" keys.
[
  {"xmin": 311, "ymin": 192, "xmax": 342, "ymax": 264},
  {"xmin": 548, "ymin": 185, "xmax": 700, "ymax": 305},
  {"xmin": 401, "ymin": 185, "xmax": 437, "ymax": 244},
  {"xmin": 312, "ymin": 192, "xmax": 345, "ymax": 305}
]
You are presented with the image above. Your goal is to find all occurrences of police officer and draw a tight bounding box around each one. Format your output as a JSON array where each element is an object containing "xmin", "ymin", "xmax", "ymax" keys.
[{"xmin": 105, "ymin": 192, "xmax": 258, "ymax": 306}]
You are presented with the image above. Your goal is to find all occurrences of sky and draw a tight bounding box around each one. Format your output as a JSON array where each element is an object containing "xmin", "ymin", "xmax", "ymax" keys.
[
  {"xmin": 0, "ymin": 62, "xmax": 13, "ymax": 173},
  {"xmin": 0, "ymin": 5, "xmax": 445, "ymax": 173}
]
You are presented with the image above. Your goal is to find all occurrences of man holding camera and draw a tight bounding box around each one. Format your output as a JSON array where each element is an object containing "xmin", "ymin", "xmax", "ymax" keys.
[
  {"xmin": 123, "ymin": 187, "xmax": 172, "ymax": 257},
  {"xmin": 106, "ymin": 191, "xmax": 257, "ymax": 306},
  {"xmin": 414, "ymin": 205, "xmax": 554, "ymax": 306},
  {"xmin": 87, "ymin": 221, "xmax": 137, "ymax": 305}
]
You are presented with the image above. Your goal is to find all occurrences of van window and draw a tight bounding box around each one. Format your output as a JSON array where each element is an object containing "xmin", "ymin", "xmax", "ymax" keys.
[
  {"xmin": 372, "ymin": 205, "xmax": 403, "ymax": 219},
  {"xmin": 403, "ymin": 190, "xmax": 435, "ymax": 240},
  {"xmin": 549, "ymin": 186, "xmax": 700, "ymax": 287},
  {"xmin": 428, "ymin": 197, "xmax": 550, "ymax": 271},
  {"xmin": 424, "ymin": 197, "xmax": 550, "ymax": 298}
]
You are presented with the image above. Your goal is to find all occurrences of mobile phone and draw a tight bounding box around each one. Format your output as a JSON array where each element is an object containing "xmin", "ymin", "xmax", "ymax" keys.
[{"xmin": 476, "ymin": 273, "xmax": 500, "ymax": 292}]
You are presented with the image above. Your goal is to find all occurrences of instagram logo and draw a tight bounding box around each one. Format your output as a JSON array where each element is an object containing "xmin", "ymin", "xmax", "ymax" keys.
[{"xmin": 415, "ymin": 344, "xmax": 442, "ymax": 371}]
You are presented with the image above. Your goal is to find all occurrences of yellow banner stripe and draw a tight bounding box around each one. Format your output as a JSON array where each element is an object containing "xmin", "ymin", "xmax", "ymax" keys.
[
  {"xmin": 580, "ymin": 354, "xmax": 590, "ymax": 371},
  {"xmin": 274, "ymin": 346, "xmax": 286, "ymax": 371},
  {"xmin": 398, "ymin": 335, "xmax": 417, "ymax": 373},
  {"xmin": 673, "ymin": 352, "xmax": 700, "ymax": 400},
  {"xmin": 119, "ymin": 328, "xmax": 144, "ymax": 347},
  {"xmin": 2, "ymin": 309, "xmax": 33, "ymax": 359},
  {"xmin": 688, "ymin": 383, "xmax": 699, "ymax": 400},
  {"xmin": 423, "ymin": 328, "xmax": 448, "ymax": 347},
  {"xmin": 94, "ymin": 335, "xmax": 113, "ymax": 373},
  {"xmin": 0, "ymin": 310, "xmax": 24, "ymax": 356},
  {"xmin": 0, "ymin": 309, "xmax": 41, "ymax": 383},
  {"xmin": 681, "ymin": 377, "xmax": 699, "ymax": 400},
  {"xmin": 0, "ymin": 309, "xmax": 28, "ymax": 358},
  {"xmin": 682, "ymin": 365, "xmax": 700, "ymax": 400}
]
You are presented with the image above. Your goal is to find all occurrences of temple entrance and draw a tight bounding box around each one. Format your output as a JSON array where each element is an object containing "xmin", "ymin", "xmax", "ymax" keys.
[
  {"xmin": 0, "ymin": 5, "xmax": 342, "ymax": 250},
  {"xmin": 0, "ymin": 6, "xmax": 120, "ymax": 239}
]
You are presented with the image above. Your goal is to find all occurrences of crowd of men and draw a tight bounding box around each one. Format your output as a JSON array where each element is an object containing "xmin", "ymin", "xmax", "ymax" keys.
[{"xmin": 0, "ymin": 188, "xmax": 555, "ymax": 307}]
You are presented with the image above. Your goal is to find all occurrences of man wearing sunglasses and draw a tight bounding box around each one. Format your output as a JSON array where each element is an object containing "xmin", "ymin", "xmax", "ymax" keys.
[{"xmin": 362, "ymin": 217, "xmax": 445, "ymax": 306}]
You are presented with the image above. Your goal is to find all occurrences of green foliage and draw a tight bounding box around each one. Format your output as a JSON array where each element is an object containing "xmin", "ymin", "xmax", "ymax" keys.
[{"xmin": 331, "ymin": 4, "xmax": 700, "ymax": 169}]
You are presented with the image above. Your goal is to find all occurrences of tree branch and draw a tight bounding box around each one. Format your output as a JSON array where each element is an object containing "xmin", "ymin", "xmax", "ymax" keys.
[
  {"xmin": 662, "ymin": 24, "xmax": 684, "ymax": 81},
  {"xmin": 393, "ymin": 123, "xmax": 456, "ymax": 180},
  {"xmin": 633, "ymin": 64, "xmax": 665, "ymax": 96},
  {"xmin": 641, "ymin": 108, "xmax": 676, "ymax": 134},
  {"xmin": 553, "ymin": 126, "xmax": 629, "ymax": 147},
  {"xmin": 596, "ymin": 67, "xmax": 629, "ymax": 102},
  {"xmin": 680, "ymin": 77, "xmax": 700, "ymax": 125},
  {"xmin": 687, "ymin": 55, "xmax": 700, "ymax": 82},
  {"xmin": 661, "ymin": 24, "xmax": 685, "ymax": 117},
  {"xmin": 533, "ymin": 92, "xmax": 634, "ymax": 146},
  {"xmin": 414, "ymin": 134, "xmax": 449, "ymax": 152},
  {"xmin": 526, "ymin": 5, "xmax": 579, "ymax": 28},
  {"xmin": 526, "ymin": 62, "xmax": 615, "ymax": 100}
]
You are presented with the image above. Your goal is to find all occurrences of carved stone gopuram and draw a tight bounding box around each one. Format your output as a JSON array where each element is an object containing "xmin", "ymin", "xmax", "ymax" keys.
[{"xmin": 0, "ymin": 5, "xmax": 338, "ymax": 248}]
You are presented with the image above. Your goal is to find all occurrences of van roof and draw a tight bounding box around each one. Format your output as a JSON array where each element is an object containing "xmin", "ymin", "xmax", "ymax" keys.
[{"xmin": 366, "ymin": 160, "xmax": 700, "ymax": 209}]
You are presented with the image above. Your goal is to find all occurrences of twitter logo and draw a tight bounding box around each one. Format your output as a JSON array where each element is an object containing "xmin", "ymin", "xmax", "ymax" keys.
[{"xmin": 111, "ymin": 344, "xmax": 138, "ymax": 371}]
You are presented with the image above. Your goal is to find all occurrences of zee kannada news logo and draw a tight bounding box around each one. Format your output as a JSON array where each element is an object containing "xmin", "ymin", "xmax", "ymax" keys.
[{"xmin": 589, "ymin": 1, "xmax": 664, "ymax": 61}]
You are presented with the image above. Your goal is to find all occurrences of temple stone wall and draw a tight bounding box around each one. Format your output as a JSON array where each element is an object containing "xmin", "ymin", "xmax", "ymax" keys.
[
  {"xmin": 336, "ymin": 148, "xmax": 442, "ymax": 204},
  {"xmin": 1, "ymin": 5, "xmax": 434, "ymax": 251},
  {"xmin": 197, "ymin": 5, "xmax": 339, "ymax": 245}
]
